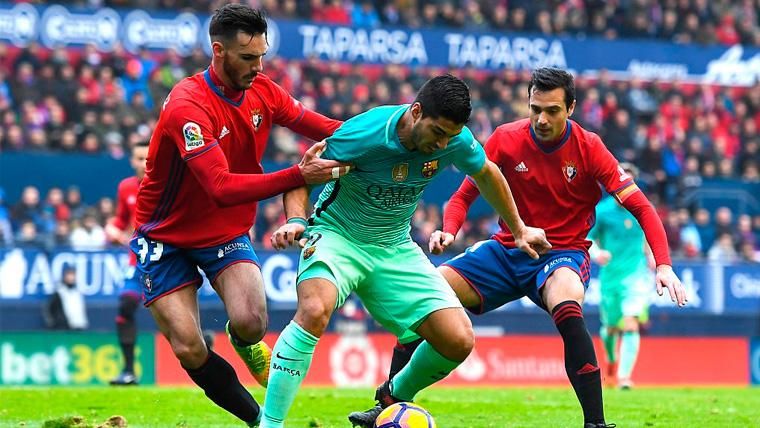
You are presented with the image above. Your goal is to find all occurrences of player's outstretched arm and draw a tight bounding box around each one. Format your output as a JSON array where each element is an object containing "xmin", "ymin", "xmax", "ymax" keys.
[
  {"xmin": 621, "ymin": 191, "xmax": 688, "ymax": 306},
  {"xmin": 430, "ymin": 178, "xmax": 482, "ymax": 254},
  {"xmin": 470, "ymin": 160, "xmax": 552, "ymax": 259},
  {"xmin": 271, "ymin": 187, "xmax": 311, "ymax": 250}
]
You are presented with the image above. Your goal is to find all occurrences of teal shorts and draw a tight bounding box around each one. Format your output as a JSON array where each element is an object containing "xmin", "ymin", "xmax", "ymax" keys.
[
  {"xmin": 599, "ymin": 270, "xmax": 652, "ymax": 327},
  {"xmin": 297, "ymin": 226, "xmax": 461, "ymax": 343}
]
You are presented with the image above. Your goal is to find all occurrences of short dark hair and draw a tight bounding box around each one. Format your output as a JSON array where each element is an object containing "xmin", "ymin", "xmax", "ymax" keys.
[
  {"xmin": 414, "ymin": 74, "xmax": 472, "ymax": 125},
  {"xmin": 209, "ymin": 4, "xmax": 267, "ymax": 44},
  {"xmin": 528, "ymin": 67, "xmax": 575, "ymax": 110}
]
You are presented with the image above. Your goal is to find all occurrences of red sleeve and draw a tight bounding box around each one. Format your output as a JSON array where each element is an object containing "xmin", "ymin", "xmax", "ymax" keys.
[
  {"xmin": 621, "ymin": 190, "xmax": 672, "ymax": 266},
  {"xmin": 268, "ymin": 78, "xmax": 342, "ymax": 141},
  {"xmin": 109, "ymin": 180, "xmax": 130, "ymax": 231},
  {"xmin": 165, "ymin": 101, "xmax": 306, "ymax": 207},
  {"xmin": 443, "ymin": 177, "xmax": 481, "ymax": 235},
  {"xmin": 588, "ymin": 132, "xmax": 636, "ymax": 195}
]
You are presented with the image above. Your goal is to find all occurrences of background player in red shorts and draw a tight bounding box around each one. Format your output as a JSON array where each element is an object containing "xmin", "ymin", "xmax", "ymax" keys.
[
  {"xmin": 350, "ymin": 68, "xmax": 687, "ymax": 428},
  {"xmin": 132, "ymin": 4, "xmax": 349, "ymax": 426},
  {"xmin": 106, "ymin": 141, "xmax": 148, "ymax": 386}
]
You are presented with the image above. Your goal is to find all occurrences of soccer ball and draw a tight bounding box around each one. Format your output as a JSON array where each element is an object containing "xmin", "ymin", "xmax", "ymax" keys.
[{"xmin": 374, "ymin": 402, "xmax": 437, "ymax": 428}]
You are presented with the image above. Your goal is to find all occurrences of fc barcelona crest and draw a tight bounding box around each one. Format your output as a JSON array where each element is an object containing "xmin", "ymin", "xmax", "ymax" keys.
[
  {"xmin": 392, "ymin": 163, "xmax": 409, "ymax": 182},
  {"xmin": 562, "ymin": 161, "xmax": 578, "ymax": 182},
  {"xmin": 303, "ymin": 245, "xmax": 316, "ymax": 260},
  {"xmin": 421, "ymin": 159, "xmax": 440, "ymax": 179},
  {"xmin": 251, "ymin": 109, "xmax": 263, "ymax": 131}
]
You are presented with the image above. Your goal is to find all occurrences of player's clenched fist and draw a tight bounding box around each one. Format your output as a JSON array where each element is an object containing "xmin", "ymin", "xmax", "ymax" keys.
[
  {"xmin": 513, "ymin": 226, "xmax": 551, "ymax": 259},
  {"xmin": 271, "ymin": 222, "xmax": 307, "ymax": 250},
  {"xmin": 298, "ymin": 141, "xmax": 352, "ymax": 184},
  {"xmin": 429, "ymin": 230, "xmax": 455, "ymax": 255}
]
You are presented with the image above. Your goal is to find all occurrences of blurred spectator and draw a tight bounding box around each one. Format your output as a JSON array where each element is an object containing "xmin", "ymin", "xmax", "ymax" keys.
[
  {"xmin": 694, "ymin": 208, "xmax": 715, "ymax": 252},
  {"xmin": 70, "ymin": 211, "xmax": 107, "ymax": 251},
  {"xmin": 707, "ymin": 232, "xmax": 739, "ymax": 262},
  {"xmin": 43, "ymin": 265, "xmax": 88, "ymax": 330},
  {"xmin": 678, "ymin": 208, "xmax": 702, "ymax": 258},
  {"xmin": 10, "ymin": 186, "xmax": 47, "ymax": 232},
  {"xmin": 15, "ymin": 220, "xmax": 44, "ymax": 248},
  {"xmin": 714, "ymin": 206, "xmax": 734, "ymax": 237},
  {"xmin": 66, "ymin": 186, "xmax": 87, "ymax": 220},
  {"xmin": 352, "ymin": 1, "xmax": 380, "ymax": 27}
]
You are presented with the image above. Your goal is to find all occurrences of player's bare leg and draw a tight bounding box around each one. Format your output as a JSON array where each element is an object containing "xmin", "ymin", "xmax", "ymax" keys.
[
  {"xmin": 543, "ymin": 267, "xmax": 608, "ymax": 428},
  {"xmin": 349, "ymin": 266, "xmax": 480, "ymax": 427},
  {"xmin": 214, "ymin": 263, "xmax": 271, "ymax": 387},
  {"xmin": 261, "ymin": 277, "xmax": 338, "ymax": 427},
  {"xmin": 381, "ymin": 307, "xmax": 473, "ymax": 405},
  {"xmin": 617, "ymin": 315, "xmax": 641, "ymax": 389},
  {"xmin": 150, "ymin": 286, "xmax": 261, "ymax": 425}
]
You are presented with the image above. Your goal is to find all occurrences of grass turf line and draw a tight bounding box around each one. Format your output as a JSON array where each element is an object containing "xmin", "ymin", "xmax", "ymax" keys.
[{"xmin": 0, "ymin": 386, "xmax": 758, "ymax": 427}]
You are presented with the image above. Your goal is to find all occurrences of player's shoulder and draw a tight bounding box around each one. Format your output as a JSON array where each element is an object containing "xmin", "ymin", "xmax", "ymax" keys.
[
  {"xmin": 489, "ymin": 119, "xmax": 531, "ymax": 146},
  {"xmin": 569, "ymin": 119, "xmax": 603, "ymax": 148},
  {"xmin": 354, "ymin": 104, "xmax": 405, "ymax": 123},
  {"xmin": 162, "ymin": 73, "xmax": 209, "ymax": 116},
  {"xmin": 248, "ymin": 72, "xmax": 283, "ymax": 98},
  {"xmin": 449, "ymin": 125, "xmax": 476, "ymax": 148},
  {"xmin": 341, "ymin": 105, "xmax": 404, "ymax": 133},
  {"xmin": 494, "ymin": 118, "xmax": 531, "ymax": 136},
  {"xmin": 117, "ymin": 176, "xmax": 139, "ymax": 193}
]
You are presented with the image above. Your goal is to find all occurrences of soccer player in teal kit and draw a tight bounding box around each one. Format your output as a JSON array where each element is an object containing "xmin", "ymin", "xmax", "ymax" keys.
[
  {"xmin": 260, "ymin": 74, "xmax": 551, "ymax": 427},
  {"xmin": 589, "ymin": 162, "xmax": 654, "ymax": 389},
  {"xmin": 349, "ymin": 68, "xmax": 687, "ymax": 428}
]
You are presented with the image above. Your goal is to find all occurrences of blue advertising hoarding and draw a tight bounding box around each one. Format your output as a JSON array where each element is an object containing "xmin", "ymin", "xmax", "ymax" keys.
[
  {"xmin": 1, "ymin": 3, "xmax": 759, "ymax": 85},
  {"xmin": 0, "ymin": 247, "xmax": 744, "ymax": 315},
  {"xmin": 723, "ymin": 265, "xmax": 760, "ymax": 314}
]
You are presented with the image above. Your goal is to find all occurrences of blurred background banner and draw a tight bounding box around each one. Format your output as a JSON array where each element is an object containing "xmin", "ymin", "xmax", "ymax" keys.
[
  {"xmin": 2, "ymin": 246, "xmax": 758, "ymax": 315},
  {"xmin": 0, "ymin": 332, "xmax": 154, "ymax": 385},
  {"xmin": 1, "ymin": 3, "xmax": 760, "ymax": 84}
]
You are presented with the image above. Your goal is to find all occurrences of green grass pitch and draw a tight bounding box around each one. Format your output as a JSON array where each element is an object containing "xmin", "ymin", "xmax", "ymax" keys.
[{"xmin": 1, "ymin": 386, "xmax": 758, "ymax": 427}]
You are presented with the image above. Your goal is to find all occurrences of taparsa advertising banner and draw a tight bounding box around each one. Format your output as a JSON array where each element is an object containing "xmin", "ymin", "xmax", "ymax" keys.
[{"xmin": 1, "ymin": 3, "xmax": 760, "ymax": 85}]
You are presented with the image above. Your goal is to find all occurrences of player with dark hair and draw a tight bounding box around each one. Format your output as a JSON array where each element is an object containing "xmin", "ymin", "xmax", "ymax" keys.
[
  {"xmin": 131, "ymin": 4, "xmax": 349, "ymax": 425},
  {"xmin": 263, "ymin": 74, "xmax": 551, "ymax": 427},
  {"xmin": 107, "ymin": 141, "xmax": 149, "ymax": 386},
  {"xmin": 349, "ymin": 68, "xmax": 687, "ymax": 428}
]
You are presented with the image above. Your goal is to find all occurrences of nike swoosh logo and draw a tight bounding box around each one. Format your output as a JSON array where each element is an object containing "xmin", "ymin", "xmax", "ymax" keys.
[{"xmin": 276, "ymin": 352, "xmax": 303, "ymax": 362}]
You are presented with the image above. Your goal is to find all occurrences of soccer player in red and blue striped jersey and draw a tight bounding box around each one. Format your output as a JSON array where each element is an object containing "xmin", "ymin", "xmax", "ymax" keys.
[{"xmin": 132, "ymin": 5, "xmax": 348, "ymax": 426}]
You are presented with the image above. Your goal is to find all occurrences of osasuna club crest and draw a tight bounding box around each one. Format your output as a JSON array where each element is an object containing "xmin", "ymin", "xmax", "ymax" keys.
[
  {"xmin": 392, "ymin": 163, "xmax": 409, "ymax": 182},
  {"xmin": 562, "ymin": 161, "xmax": 578, "ymax": 182},
  {"xmin": 421, "ymin": 159, "xmax": 439, "ymax": 179},
  {"xmin": 251, "ymin": 109, "xmax": 263, "ymax": 131}
]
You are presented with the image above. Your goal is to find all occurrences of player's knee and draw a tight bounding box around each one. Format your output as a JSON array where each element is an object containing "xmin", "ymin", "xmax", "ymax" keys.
[
  {"xmin": 229, "ymin": 312, "xmax": 268, "ymax": 343},
  {"xmin": 171, "ymin": 339, "xmax": 208, "ymax": 368},
  {"xmin": 295, "ymin": 297, "xmax": 332, "ymax": 336},
  {"xmin": 117, "ymin": 294, "xmax": 140, "ymax": 322},
  {"xmin": 622, "ymin": 317, "xmax": 639, "ymax": 332},
  {"xmin": 438, "ymin": 324, "xmax": 474, "ymax": 362}
]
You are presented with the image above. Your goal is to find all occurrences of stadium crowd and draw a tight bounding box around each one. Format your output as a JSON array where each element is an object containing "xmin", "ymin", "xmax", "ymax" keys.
[
  {"xmin": 2, "ymin": 0, "xmax": 760, "ymax": 260},
  {"xmin": 60, "ymin": 0, "xmax": 760, "ymax": 46}
]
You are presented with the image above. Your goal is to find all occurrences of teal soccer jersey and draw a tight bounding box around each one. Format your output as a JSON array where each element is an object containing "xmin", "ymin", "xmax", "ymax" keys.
[
  {"xmin": 311, "ymin": 105, "xmax": 486, "ymax": 245},
  {"xmin": 590, "ymin": 196, "xmax": 649, "ymax": 285}
]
